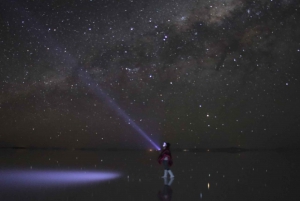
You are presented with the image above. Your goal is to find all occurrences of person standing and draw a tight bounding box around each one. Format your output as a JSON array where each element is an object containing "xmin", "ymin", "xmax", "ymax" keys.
[{"xmin": 158, "ymin": 142, "xmax": 174, "ymax": 178}]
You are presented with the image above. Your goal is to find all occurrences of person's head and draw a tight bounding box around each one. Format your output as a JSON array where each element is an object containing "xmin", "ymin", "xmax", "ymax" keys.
[{"xmin": 163, "ymin": 142, "xmax": 170, "ymax": 149}]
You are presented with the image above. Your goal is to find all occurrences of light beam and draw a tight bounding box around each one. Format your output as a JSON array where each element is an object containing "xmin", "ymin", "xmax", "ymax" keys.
[
  {"xmin": 1, "ymin": 0, "xmax": 161, "ymax": 150},
  {"xmin": 0, "ymin": 169, "xmax": 121, "ymax": 188},
  {"xmin": 78, "ymin": 70, "xmax": 161, "ymax": 150}
]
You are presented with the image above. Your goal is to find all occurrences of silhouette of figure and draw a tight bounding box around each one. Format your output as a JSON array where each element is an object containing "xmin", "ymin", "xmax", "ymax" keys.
[{"xmin": 158, "ymin": 142, "xmax": 174, "ymax": 178}]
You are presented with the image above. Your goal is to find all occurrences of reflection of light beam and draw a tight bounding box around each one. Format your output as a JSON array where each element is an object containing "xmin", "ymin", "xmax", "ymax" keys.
[
  {"xmin": 0, "ymin": 170, "xmax": 121, "ymax": 188},
  {"xmin": 78, "ymin": 70, "xmax": 161, "ymax": 150}
]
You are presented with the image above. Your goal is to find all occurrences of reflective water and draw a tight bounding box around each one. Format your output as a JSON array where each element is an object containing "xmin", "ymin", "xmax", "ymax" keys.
[{"xmin": 0, "ymin": 149, "xmax": 299, "ymax": 200}]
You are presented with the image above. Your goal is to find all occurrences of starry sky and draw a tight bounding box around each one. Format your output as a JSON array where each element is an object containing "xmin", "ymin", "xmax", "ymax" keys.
[{"xmin": 0, "ymin": 0, "xmax": 300, "ymax": 150}]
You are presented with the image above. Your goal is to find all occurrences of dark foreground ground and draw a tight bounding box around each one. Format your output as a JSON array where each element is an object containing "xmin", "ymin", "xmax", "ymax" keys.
[{"xmin": 0, "ymin": 148, "xmax": 299, "ymax": 201}]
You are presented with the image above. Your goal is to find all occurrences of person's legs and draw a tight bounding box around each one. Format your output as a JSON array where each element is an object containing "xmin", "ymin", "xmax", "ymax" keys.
[
  {"xmin": 162, "ymin": 161, "xmax": 174, "ymax": 178},
  {"xmin": 168, "ymin": 170, "xmax": 174, "ymax": 178},
  {"xmin": 163, "ymin": 160, "xmax": 169, "ymax": 170},
  {"xmin": 162, "ymin": 160, "xmax": 169, "ymax": 178}
]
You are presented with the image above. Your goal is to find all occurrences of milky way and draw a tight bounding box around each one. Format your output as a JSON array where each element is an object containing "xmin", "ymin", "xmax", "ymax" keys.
[{"xmin": 0, "ymin": 0, "xmax": 300, "ymax": 149}]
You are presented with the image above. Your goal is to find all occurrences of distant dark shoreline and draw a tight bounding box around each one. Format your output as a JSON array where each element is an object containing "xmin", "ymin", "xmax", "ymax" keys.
[{"xmin": 1, "ymin": 146, "xmax": 299, "ymax": 153}]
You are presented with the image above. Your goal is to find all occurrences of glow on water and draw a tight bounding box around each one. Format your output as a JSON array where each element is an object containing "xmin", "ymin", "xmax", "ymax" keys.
[{"xmin": 0, "ymin": 169, "xmax": 121, "ymax": 187}]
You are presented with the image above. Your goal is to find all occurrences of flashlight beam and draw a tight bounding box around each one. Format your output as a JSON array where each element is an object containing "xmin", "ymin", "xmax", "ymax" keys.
[
  {"xmin": 78, "ymin": 70, "xmax": 160, "ymax": 150},
  {"xmin": 1, "ymin": 0, "xmax": 160, "ymax": 151}
]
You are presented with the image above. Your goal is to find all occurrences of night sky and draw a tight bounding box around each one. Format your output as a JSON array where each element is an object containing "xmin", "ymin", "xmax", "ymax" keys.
[{"xmin": 1, "ymin": 0, "xmax": 299, "ymax": 150}]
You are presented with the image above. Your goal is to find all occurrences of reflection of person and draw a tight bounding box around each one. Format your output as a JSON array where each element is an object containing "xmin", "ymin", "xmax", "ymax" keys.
[
  {"xmin": 158, "ymin": 177, "xmax": 174, "ymax": 201},
  {"xmin": 158, "ymin": 142, "xmax": 174, "ymax": 178}
]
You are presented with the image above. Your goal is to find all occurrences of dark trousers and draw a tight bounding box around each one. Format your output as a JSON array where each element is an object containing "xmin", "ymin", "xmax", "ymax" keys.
[{"xmin": 163, "ymin": 160, "xmax": 170, "ymax": 170}]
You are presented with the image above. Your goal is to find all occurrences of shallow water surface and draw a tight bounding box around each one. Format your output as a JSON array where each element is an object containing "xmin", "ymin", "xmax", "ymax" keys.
[{"xmin": 0, "ymin": 149, "xmax": 299, "ymax": 200}]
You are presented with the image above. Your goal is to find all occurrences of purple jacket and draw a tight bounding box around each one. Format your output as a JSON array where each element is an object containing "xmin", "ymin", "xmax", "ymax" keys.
[{"xmin": 158, "ymin": 149, "xmax": 173, "ymax": 166}]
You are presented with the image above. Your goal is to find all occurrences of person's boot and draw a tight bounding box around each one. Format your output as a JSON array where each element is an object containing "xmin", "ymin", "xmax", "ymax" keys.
[
  {"xmin": 162, "ymin": 170, "xmax": 167, "ymax": 178},
  {"xmin": 168, "ymin": 170, "xmax": 174, "ymax": 178}
]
